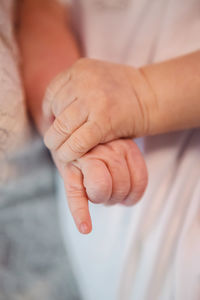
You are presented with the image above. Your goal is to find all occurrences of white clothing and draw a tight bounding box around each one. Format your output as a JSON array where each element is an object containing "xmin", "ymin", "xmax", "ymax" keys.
[{"xmin": 58, "ymin": 1, "xmax": 200, "ymax": 300}]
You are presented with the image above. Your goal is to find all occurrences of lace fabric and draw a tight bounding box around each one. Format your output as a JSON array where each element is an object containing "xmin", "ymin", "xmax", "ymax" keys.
[{"xmin": 0, "ymin": 0, "xmax": 31, "ymax": 183}]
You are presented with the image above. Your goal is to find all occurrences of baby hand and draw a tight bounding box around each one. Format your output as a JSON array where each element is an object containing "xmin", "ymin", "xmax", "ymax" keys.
[
  {"xmin": 43, "ymin": 58, "xmax": 154, "ymax": 163},
  {"xmin": 53, "ymin": 139, "xmax": 148, "ymax": 234}
]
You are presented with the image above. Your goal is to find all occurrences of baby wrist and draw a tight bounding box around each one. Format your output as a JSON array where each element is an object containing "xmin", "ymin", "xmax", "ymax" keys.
[{"xmin": 128, "ymin": 66, "xmax": 158, "ymax": 137}]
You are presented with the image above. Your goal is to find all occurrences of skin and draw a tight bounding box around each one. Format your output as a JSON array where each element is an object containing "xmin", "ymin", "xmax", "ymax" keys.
[
  {"xmin": 43, "ymin": 58, "xmax": 153, "ymax": 162},
  {"xmin": 16, "ymin": 0, "xmax": 148, "ymax": 234},
  {"xmin": 43, "ymin": 51, "xmax": 200, "ymax": 163},
  {"xmin": 17, "ymin": 0, "xmax": 200, "ymax": 232},
  {"xmin": 54, "ymin": 139, "xmax": 148, "ymax": 234}
]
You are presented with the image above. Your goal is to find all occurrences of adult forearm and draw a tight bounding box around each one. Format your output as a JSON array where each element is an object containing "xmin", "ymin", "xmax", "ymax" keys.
[
  {"xmin": 16, "ymin": 0, "xmax": 81, "ymax": 135},
  {"xmin": 140, "ymin": 51, "xmax": 200, "ymax": 135}
]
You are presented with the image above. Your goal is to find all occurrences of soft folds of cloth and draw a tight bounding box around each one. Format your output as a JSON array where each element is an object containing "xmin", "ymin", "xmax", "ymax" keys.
[
  {"xmin": 0, "ymin": 2, "xmax": 80, "ymax": 300},
  {"xmin": 0, "ymin": 0, "xmax": 31, "ymax": 184}
]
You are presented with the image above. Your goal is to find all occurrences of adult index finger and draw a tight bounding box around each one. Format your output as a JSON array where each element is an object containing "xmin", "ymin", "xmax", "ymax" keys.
[{"xmin": 63, "ymin": 162, "xmax": 92, "ymax": 234}]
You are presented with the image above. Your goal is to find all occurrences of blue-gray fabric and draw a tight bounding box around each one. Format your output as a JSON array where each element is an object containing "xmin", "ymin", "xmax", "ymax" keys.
[{"xmin": 0, "ymin": 132, "xmax": 80, "ymax": 300}]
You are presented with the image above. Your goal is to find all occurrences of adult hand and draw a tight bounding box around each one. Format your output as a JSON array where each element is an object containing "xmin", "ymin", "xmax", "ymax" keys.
[{"xmin": 53, "ymin": 139, "xmax": 148, "ymax": 234}]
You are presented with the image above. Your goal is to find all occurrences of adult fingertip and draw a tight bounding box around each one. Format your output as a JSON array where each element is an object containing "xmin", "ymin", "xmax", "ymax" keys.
[{"xmin": 79, "ymin": 221, "xmax": 92, "ymax": 234}]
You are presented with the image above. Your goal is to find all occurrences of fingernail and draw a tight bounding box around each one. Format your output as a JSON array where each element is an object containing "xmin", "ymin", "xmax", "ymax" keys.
[{"xmin": 79, "ymin": 222, "xmax": 90, "ymax": 234}]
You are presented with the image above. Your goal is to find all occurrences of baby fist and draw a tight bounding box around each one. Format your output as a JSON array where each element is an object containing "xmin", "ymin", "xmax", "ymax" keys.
[{"xmin": 43, "ymin": 58, "xmax": 152, "ymax": 163}]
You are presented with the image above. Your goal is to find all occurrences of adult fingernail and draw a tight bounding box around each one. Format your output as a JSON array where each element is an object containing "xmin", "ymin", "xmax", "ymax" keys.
[{"xmin": 79, "ymin": 222, "xmax": 90, "ymax": 234}]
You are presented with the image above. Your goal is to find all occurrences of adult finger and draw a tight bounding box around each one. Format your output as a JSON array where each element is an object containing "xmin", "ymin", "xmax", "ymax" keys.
[{"xmin": 63, "ymin": 163, "xmax": 92, "ymax": 234}]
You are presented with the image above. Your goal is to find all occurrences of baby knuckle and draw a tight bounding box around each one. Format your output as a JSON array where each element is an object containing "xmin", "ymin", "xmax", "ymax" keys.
[
  {"xmin": 57, "ymin": 148, "xmax": 68, "ymax": 162},
  {"xmin": 53, "ymin": 117, "xmax": 70, "ymax": 136},
  {"xmin": 92, "ymin": 120, "xmax": 103, "ymax": 141},
  {"xmin": 67, "ymin": 135, "xmax": 87, "ymax": 155}
]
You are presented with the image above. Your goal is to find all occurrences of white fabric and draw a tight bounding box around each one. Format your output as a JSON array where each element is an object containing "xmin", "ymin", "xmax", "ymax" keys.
[{"xmin": 58, "ymin": 1, "xmax": 200, "ymax": 300}]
